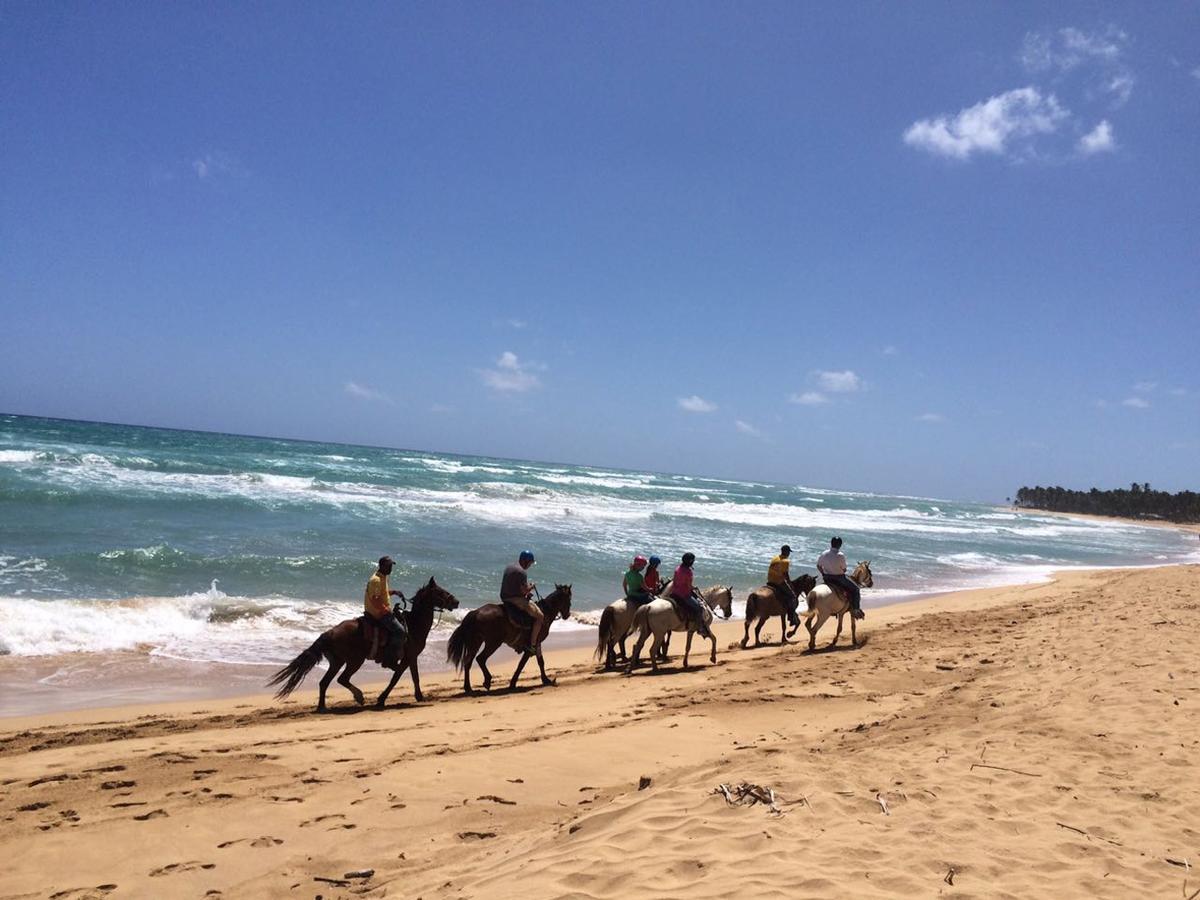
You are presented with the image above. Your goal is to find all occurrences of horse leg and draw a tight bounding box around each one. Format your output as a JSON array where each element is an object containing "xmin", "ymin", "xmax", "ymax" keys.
[
  {"xmin": 318, "ymin": 658, "xmax": 342, "ymax": 712},
  {"xmin": 337, "ymin": 656, "xmax": 366, "ymax": 706},
  {"xmin": 809, "ymin": 611, "xmax": 829, "ymax": 651},
  {"xmin": 660, "ymin": 631, "xmax": 671, "ymax": 660},
  {"xmin": 648, "ymin": 631, "xmax": 662, "ymax": 672},
  {"xmin": 831, "ymin": 612, "xmax": 844, "ymax": 648},
  {"xmin": 376, "ymin": 663, "xmax": 406, "ymax": 708},
  {"xmin": 682, "ymin": 629, "xmax": 693, "ymax": 669},
  {"xmin": 754, "ymin": 615, "xmax": 766, "ymax": 647},
  {"xmin": 534, "ymin": 646, "xmax": 555, "ymax": 687},
  {"xmin": 741, "ymin": 615, "xmax": 751, "ymax": 649},
  {"xmin": 851, "ymin": 613, "xmax": 859, "ymax": 648},
  {"xmin": 618, "ymin": 635, "xmax": 629, "ymax": 662},
  {"xmin": 509, "ymin": 651, "xmax": 531, "ymax": 689},
  {"xmin": 708, "ymin": 628, "xmax": 717, "ymax": 664},
  {"xmin": 476, "ymin": 638, "xmax": 501, "ymax": 692},
  {"xmin": 778, "ymin": 614, "xmax": 788, "ymax": 645},
  {"xmin": 409, "ymin": 656, "xmax": 425, "ymax": 702}
]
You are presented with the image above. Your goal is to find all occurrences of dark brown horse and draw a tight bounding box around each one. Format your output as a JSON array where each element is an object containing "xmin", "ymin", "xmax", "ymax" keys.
[
  {"xmin": 268, "ymin": 577, "xmax": 459, "ymax": 712},
  {"xmin": 445, "ymin": 585, "xmax": 572, "ymax": 693},
  {"xmin": 741, "ymin": 573, "xmax": 819, "ymax": 648}
]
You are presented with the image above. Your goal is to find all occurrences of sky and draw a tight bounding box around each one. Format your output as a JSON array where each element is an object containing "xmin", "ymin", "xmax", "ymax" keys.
[{"xmin": 2, "ymin": 2, "xmax": 1198, "ymax": 501}]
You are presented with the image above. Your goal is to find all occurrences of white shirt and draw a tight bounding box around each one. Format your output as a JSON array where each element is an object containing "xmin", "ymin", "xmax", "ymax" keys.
[{"xmin": 817, "ymin": 548, "xmax": 847, "ymax": 576}]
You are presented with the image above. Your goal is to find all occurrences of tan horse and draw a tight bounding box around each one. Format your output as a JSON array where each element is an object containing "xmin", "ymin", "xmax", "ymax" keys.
[
  {"xmin": 741, "ymin": 573, "xmax": 819, "ymax": 648},
  {"xmin": 802, "ymin": 561, "xmax": 873, "ymax": 651},
  {"xmin": 628, "ymin": 585, "xmax": 733, "ymax": 672}
]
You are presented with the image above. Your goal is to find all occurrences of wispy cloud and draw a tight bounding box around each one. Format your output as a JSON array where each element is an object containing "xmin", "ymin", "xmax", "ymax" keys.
[
  {"xmin": 480, "ymin": 351, "xmax": 542, "ymax": 393},
  {"xmin": 904, "ymin": 87, "xmax": 1068, "ymax": 160},
  {"xmin": 735, "ymin": 419, "xmax": 765, "ymax": 438},
  {"xmin": 1132, "ymin": 380, "xmax": 1157, "ymax": 393},
  {"xmin": 789, "ymin": 391, "xmax": 829, "ymax": 406},
  {"xmin": 507, "ymin": 318, "xmax": 527, "ymax": 329},
  {"xmin": 916, "ymin": 412, "xmax": 946, "ymax": 423},
  {"xmin": 1079, "ymin": 120, "xmax": 1115, "ymax": 154},
  {"xmin": 815, "ymin": 370, "xmax": 863, "ymax": 393},
  {"xmin": 191, "ymin": 151, "xmax": 246, "ymax": 180},
  {"xmin": 344, "ymin": 381, "xmax": 393, "ymax": 404},
  {"xmin": 1121, "ymin": 396, "xmax": 1150, "ymax": 409},
  {"xmin": 1169, "ymin": 387, "xmax": 1188, "ymax": 397},
  {"xmin": 1020, "ymin": 26, "xmax": 1133, "ymax": 106},
  {"xmin": 882, "ymin": 345, "xmax": 899, "ymax": 356},
  {"xmin": 678, "ymin": 395, "xmax": 717, "ymax": 413}
]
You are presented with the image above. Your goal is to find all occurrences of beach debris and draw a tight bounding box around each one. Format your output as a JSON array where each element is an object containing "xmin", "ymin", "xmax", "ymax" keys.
[
  {"xmin": 638, "ymin": 776, "xmax": 652, "ymax": 791},
  {"xmin": 970, "ymin": 763, "xmax": 1042, "ymax": 778},
  {"xmin": 712, "ymin": 782, "xmax": 783, "ymax": 816},
  {"xmin": 314, "ymin": 876, "xmax": 350, "ymax": 887},
  {"xmin": 343, "ymin": 869, "xmax": 374, "ymax": 879},
  {"xmin": 457, "ymin": 831, "xmax": 497, "ymax": 840},
  {"xmin": 1055, "ymin": 822, "xmax": 1123, "ymax": 847},
  {"xmin": 876, "ymin": 793, "xmax": 890, "ymax": 816},
  {"xmin": 944, "ymin": 867, "xmax": 956, "ymax": 885}
]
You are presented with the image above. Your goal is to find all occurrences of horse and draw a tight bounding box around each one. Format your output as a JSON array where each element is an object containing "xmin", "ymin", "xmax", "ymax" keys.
[
  {"xmin": 595, "ymin": 583, "xmax": 672, "ymax": 670},
  {"xmin": 741, "ymin": 573, "xmax": 820, "ymax": 648},
  {"xmin": 802, "ymin": 561, "xmax": 874, "ymax": 651},
  {"xmin": 268, "ymin": 577, "xmax": 460, "ymax": 712},
  {"xmin": 628, "ymin": 585, "xmax": 733, "ymax": 672},
  {"xmin": 445, "ymin": 585, "xmax": 573, "ymax": 693}
]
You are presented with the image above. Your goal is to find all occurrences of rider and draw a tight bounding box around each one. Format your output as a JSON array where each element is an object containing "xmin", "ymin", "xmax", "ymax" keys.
[
  {"xmin": 669, "ymin": 552, "xmax": 713, "ymax": 640},
  {"xmin": 643, "ymin": 555, "xmax": 664, "ymax": 596},
  {"xmin": 817, "ymin": 536, "xmax": 864, "ymax": 619},
  {"xmin": 501, "ymin": 549, "xmax": 543, "ymax": 650},
  {"xmin": 623, "ymin": 555, "xmax": 653, "ymax": 607},
  {"xmin": 365, "ymin": 555, "xmax": 408, "ymax": 659},
  {"xmin": 767, "ymin": 544, "xmax": 802, "ymax": 628}
]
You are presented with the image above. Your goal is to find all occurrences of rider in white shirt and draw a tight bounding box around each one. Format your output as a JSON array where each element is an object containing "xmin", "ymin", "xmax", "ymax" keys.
[{"xmin": 817, "ymin": 536, "xmax": 864, "ymax": 619}]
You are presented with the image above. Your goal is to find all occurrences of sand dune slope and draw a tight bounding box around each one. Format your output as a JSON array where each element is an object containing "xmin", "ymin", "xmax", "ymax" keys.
[{"xmin": 1, "ymin": 566, "xmax": 1197, "ymax": 899}]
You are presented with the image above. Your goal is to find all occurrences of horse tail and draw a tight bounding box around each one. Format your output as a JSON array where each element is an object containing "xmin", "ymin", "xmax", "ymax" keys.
[
  {"xmin": 596, "ymin": 606, "xmax": 615, "ymax": 660},
  {"xmin": 267, "ymin": 634, "xmax": 327, "ymax": 700},
  {"xmin": 745, "ymin": 592, "xmax": 758, "ymax": 621},
  {"xmin": 446, "ymin": 611, "xmax": 477, "ymax": 672},
  {"xmin": 805, "ymin": 589, "xmax": 817, "ymax": 614}
]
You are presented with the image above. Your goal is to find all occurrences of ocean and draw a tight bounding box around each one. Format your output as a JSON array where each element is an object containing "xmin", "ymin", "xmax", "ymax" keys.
[{"xmin": 2, "ymin": 413, "xmax": 1196, "ymax": 670}]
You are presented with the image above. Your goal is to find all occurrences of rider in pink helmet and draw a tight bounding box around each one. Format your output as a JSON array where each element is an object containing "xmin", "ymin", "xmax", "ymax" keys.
[{"xmin": 623, "ymin": 555, "xmax": 653, "ymax": 607}]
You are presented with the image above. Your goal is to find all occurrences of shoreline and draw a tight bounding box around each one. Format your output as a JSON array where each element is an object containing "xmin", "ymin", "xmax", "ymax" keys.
[
  {"xmin": 1005, "ymin": 505, "xmax": 1200, "ymax": 535},
  {"xmin": 2, "ymin": 564, "xmax": 1196, "ymax": 899}
]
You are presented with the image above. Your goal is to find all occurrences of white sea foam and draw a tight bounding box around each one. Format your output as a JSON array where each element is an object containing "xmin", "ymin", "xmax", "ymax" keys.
[{"xmin": 0, "ymin": 449, "xmax": 40, "ymax": 463}]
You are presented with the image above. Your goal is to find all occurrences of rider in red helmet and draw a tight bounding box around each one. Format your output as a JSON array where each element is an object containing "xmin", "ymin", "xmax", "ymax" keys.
[{"xmin": 623, "ymin": 555, "xmax": 654, "ymax": 607}]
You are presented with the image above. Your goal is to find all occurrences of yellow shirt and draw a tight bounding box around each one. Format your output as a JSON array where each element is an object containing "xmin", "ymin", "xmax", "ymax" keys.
[
  {"xmin": 365, "ymin": 571, "xmax": 391, "ymax": 619},
  {"xmin": 767, "ymin": 555, "xmax": 790, "ymax": 586}
]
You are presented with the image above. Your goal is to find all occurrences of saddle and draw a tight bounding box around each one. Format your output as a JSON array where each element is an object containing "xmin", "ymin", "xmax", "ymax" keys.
[
  {"xmin": 359, "ymin": 612, "xmax": 408, "ymax": 665},
  {"xmin": 501, "ymin": 599, "xmax": 534, "ymax": 628}
]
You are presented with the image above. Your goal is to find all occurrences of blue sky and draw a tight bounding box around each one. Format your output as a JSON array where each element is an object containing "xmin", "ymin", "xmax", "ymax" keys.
[{"xmin": 2, "ymin": 2, "xmax": 1197, "ymax": 500}]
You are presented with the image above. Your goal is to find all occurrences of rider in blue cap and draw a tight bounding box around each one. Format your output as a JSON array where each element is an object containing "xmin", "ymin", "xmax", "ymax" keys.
[{"xmin": 500, "ymin": 550, "xmax": 542, "ymax": 649}]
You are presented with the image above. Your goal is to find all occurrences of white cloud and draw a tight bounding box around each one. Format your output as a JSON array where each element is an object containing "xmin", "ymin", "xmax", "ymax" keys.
[
  {"xmin": 904, "ymin": 87, "xmax": 1068, "ymax": 160},
  {"xmin": 507, "ymin": 318, "xmax": 527, "ymax": 329},
  {"xmin": 1121, "ymin": 397, "xmax": 1150, "ymax": 408},
  {"xmin": 1169, "ymin": 387, "xmax": 1188, "ymax": 397},
  {"xmin": 882, "ymin": 345, "xmax": 898, "ymax": 356},
  {"xmin": 789, "ymin": 391, "xmax": 828, "ymax": 406},
  {"xmin": 344, "ymin": 381, "xmax": 392, "ymax": 403},
  {"xmin": 916, "ymin": 412, "xmax": 946, "ymax": 423},
  {"xmin": 735, "ymin": 419, "xmax": 764, "ymax": 438},
  {"xmin": 815, "ymin": 370, "xmax": 863, "ymax": 393},
  {"xmin": 190, "ymin": 151, "xmax": 245, "ymax": 180},
  {"xmin": 480, "ymin": 351, "xmax": 541, "ymax": 392},
  {"xmin": 678, "ymin": 395, "xmax": 717, "ymax": 413},
  {"xmin": 1132, "ymin": 380, "xmax": 1157, "ymax": 393},
  {"xmin": 1020, "ymin": 27, "xmax": 1133, "ymax": 106},
  {"xmin": 1079, "ymin": 120, "xmax": 1115, "ymax": 154}
]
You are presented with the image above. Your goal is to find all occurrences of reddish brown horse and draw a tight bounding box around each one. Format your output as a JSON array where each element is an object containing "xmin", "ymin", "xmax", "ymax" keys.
[
  {"xmin": 741, "ymin": 573, "xmax": 819, "ymax": 648},
  {"xmin": 269, "ymin": 577, "xmax": 459, "ymax": 712},
  {"xmin": 445, "ymin": 585, "xmax": 572, "ymax": 693}
]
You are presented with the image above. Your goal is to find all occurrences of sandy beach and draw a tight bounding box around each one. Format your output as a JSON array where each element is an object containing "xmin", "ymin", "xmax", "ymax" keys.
[{"xmin": 2, "ymin": 565, "xmax": 1197, "ymax": 899}]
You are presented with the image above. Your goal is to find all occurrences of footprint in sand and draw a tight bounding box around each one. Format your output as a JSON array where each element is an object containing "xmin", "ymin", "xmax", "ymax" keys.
[
  {"xmin": 217, "ymin": 836, "xmax": 282, "ymax": 849},
  {"xmin": 100, "ymin": 780, "xmax": 136, "ymax": 790},
  {"xmin": 133, "ymin": 809, "xmax": 169, "ymax": 821},
  {"xmin": 300, "ymin": 814, "xmax": 345, "ymax": 828},
  {"xmin": 149, "ymin": 861, "xmax": 216, "ymax": 877}
]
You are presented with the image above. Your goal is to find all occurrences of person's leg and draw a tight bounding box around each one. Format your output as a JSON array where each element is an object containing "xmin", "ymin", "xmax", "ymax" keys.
[
  {"xmin": 688, "ymin": 595, "xmax": 713, "ymax": 639},
  {"xmin": 829, "ymin": 574, "xmax": 863, "ymax": 616},
  {"xmin": 382, "ymin": 613, "xmax": 407, "ymax": 656},
  {"xmin": 773, "ymin": 583, "xmax": 799, "ymax": 621}
]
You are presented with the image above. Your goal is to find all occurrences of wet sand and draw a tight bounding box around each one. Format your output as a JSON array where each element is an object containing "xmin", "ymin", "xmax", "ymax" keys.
[{"xmin": 1, "ymin": 565, "xmax": 1197, "ymax": 899}]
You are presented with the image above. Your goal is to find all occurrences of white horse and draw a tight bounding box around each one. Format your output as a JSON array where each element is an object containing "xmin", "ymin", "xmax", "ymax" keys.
[
  {"xmin": 628, "ymin": 585, "xmax": 733, "ymax": 672},
  {"xmin": 802, "ymin": 561, "xmax": 873, "ymax": 651},
  {"xmin": 595, "ymin": 596, "xmax": 641, "ymax": 670}
]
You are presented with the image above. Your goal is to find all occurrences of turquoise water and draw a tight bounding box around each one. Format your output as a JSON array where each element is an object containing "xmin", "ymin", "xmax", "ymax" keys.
[{"xmin": 1, "ymin": 413, "xmax": 1195, "ymax": 665}]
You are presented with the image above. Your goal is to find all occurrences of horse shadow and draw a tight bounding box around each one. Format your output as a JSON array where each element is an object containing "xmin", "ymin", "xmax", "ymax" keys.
[{"xmin": 800, "ymin": 633, "xmax": 870, "ymax": 655}]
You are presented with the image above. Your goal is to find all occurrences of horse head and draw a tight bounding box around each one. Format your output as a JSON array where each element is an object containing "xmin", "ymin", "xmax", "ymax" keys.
[
  {"xmin": 703, "ymin": 585, "xmax": 734, "ymax": 619},
  {"xmin": 414, "ymin": 576, "xmax": 460, "ymax": 611},
  {"xmin": 853, "ymin": 561, "xmax": 874, "ymax": 588},
  {"xmin": 793, "ymin": 572, "xmax": 818, "ymax": 596},
  {"xmin": 553, "ymin": 584, "xmax": 573, "ymax": 619}
]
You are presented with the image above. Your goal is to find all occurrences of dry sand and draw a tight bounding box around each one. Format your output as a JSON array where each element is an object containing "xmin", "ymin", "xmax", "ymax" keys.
[{"xmin": 2, "ymin": 565, "xmax": 1197, "ymax": 899}]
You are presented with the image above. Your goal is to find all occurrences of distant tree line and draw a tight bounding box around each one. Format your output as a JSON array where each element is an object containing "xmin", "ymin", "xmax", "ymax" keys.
[{"xmin": 1013, "ymin": 484, "xmax": 1200, "ymax": 523}]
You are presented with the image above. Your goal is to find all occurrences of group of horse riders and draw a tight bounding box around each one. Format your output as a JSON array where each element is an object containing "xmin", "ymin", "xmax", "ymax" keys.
[{"xmin": 362, "ymin": 536, "xmax": 864, "ymax": 663}]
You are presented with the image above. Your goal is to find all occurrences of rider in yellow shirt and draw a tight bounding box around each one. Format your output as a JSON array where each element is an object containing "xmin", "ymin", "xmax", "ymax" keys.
[
  {"xmin": 365, "ymin": 556, "xmax": 408, "ymax": 659},
  {"xmin": 767, "ymin": 545, "xmax": 801, "ymax": 628}
]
